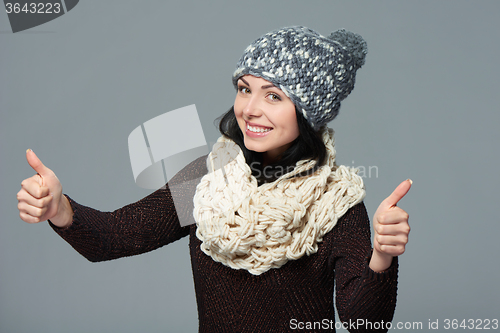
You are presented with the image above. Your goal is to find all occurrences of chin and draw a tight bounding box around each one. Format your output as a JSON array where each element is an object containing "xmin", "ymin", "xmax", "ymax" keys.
[{"xmin": 243, "ymin": 139, "xmax": 266, "ymax": 153}]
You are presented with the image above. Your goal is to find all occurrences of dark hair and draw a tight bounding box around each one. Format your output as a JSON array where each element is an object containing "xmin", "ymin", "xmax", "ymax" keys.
[{"xmin": 216, "ymin": 106, "xmax": 327, "ymax": 185}]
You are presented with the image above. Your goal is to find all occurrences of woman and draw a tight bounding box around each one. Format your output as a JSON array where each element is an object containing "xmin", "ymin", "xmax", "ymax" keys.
[{"xmin": 17, "ymin": 26, "xmax": 411, "ymax": 332}]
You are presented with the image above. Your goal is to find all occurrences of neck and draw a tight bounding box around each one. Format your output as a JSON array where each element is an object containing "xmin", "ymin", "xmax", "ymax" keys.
[{"xmin": 262, "ymin": 142, "xmax": 293, "ymax": 166}]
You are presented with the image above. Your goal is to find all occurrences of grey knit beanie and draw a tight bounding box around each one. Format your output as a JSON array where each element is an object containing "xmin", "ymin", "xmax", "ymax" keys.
[{"xmin": 232, "ymin": 26, "xmax": 367, "ymax": 131}]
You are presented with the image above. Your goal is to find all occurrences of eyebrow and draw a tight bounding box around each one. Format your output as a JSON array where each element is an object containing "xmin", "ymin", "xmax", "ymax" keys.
[{"xmin": 238, "ymin": 77, "xmax": 276, "ymax": 90}]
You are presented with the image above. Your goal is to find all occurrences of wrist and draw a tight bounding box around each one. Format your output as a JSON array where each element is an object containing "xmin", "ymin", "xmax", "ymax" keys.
[
  {"xmin": 51, "ymin": 195, "xmax": 73, "ymax": 228},
  {"xmin": 369, "ymin": 248, "xmax": 393, "ymax": 272}
]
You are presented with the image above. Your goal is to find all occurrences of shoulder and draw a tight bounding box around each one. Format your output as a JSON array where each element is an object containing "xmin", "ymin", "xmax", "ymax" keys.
[
  {"xmin": 334, "ymin": 201, "xmax": 371, "ymax": 244},
  {"xmin": 316, "ymin": 201, "xmax": 372, "ymax": 261},
  {"xmin": 339, "ymin": 202, "xmax": 369, "ymax": 226},
  {"xmin": 321, "ymin": 201, "xmax": 372, "ymax": 259},
  {"xmin": 323, "ymin": 202, "xmax": 370, "ymax": 242}
]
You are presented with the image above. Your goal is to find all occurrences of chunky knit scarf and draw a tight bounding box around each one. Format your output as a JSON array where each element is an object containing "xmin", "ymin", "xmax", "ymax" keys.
[{"xmin": 193, "ymin": 126, "xmax": 366, "ymax": 275}]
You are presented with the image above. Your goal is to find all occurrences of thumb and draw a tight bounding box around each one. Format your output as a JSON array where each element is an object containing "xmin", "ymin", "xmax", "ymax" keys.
[
  {"xmin": 383, "ymin": 179, "xmax": 412, "ymax": 208},
  {"xmin": 26, "ymin": 149, "xmax": 51, "ymax": 177}
]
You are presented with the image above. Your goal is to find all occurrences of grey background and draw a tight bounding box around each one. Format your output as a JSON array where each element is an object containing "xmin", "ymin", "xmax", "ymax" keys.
[{"xmin": 1, "ymin": 1, "xmax": 499, "ymax": 332}]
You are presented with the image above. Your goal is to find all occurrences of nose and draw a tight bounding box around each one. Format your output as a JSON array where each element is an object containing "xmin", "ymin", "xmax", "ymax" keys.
[{"xmin": 242, "ymin": 95, "xmax": 263, "ymax": 118}]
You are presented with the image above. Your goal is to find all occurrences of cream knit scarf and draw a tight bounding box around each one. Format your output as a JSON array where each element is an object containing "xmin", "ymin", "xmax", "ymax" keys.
[{"xmin": 193, "ymin": 126, "xmax": 366, "ymax": 275}]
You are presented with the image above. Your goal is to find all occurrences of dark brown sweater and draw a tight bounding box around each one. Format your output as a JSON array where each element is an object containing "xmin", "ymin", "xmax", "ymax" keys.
[{"xmin": 50, "ymin": 155, "xmax": 398, "ymax": 333}]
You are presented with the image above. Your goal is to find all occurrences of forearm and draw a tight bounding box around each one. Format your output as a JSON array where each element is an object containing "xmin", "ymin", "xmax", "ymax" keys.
[
  {"xmin": 49, "ymin": 188, "xmax": 190, "ymax": 262},
  {"xmin": 338, "ymin": 256, "xmax": 398, "ymax": 332},
  {"xmin": 49, "ymin": 154, "xmax": 207, "ymax": 262}
]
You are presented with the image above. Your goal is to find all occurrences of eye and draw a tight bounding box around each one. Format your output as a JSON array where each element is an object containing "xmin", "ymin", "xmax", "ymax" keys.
[
  {"xmin": 238, "ymin": 86, "xmax": 250, "ymax": 94},
  {"xmin": 267, "ymin": 93, "xmax": 282, "ymax": 101}
]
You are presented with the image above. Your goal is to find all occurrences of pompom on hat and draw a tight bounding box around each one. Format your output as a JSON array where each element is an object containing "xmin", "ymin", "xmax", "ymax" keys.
[{"xmin": 232, "ymin": 26, "xmax": 367, "ymax": 131}]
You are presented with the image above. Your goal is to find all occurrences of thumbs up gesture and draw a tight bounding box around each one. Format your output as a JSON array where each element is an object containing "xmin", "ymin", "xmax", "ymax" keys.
[
  {"xmin": 369, "ymin": 179, "xmax": 412, "ymax": 272},
  {"xmin": 17, "ymin": 149, "xmax": 72, "ymax": 228}
]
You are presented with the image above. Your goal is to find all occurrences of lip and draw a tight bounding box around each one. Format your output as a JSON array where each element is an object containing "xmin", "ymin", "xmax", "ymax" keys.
[
  {"xmin": 246, "ymin": 121, "xmax": 273, "ymax": 129},
  {"xmin": 245, "ymin": 121, "xmax": 273, "ymax": 138}
]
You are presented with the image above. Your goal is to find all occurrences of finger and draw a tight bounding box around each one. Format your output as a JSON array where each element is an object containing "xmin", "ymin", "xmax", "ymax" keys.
[
  {"xmin": 19, "ymin": 211, "xmax": 41, "ymax": 224},
  {"xmin": 379, "ymin": 244, "xmax": 406, "ymax": 257},
  {"xmin": 382, "ymin": 179, "xmax": 412, "ymax": 208},
  {"xmin": 26, "ymin": 149, "xmax": 52, "ymax": 178},
  {"xmin": 17, "ymin": 189, "xmax": 53, "ymax": 208},
  {"xmin": 376, "ymin": 223, "xmax": 410, "ymax": 236},
  {"xmin": 18, "ymin": 201, "xmax": 48, "ymax": 219},
  {"xmin": 376, "ymin": 207, "xmax": 409, "ymax": 225},
  {"xmin": 376, "ymin": 234, "xmax": 408, "ymax": 247},
  {"xmin": 20, "ymin": 178, "xmax": 50, "ymax": 199}
]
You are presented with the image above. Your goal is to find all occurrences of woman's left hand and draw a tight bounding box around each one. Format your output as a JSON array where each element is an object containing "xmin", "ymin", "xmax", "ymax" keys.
[{"xmin": 369, "ymin": 179, "xmax": 412, "ymax": 272}]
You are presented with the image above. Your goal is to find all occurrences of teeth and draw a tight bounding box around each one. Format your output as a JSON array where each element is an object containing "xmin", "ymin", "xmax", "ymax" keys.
[{"xmin": 247, "ymin": 124, "xmax": 272, "ymax": 133}]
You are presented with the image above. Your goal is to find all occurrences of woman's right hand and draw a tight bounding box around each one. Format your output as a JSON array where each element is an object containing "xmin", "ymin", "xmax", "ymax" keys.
[{"xmin": 17, "ymin": 149, "xmax": 73, "ymax": 228}]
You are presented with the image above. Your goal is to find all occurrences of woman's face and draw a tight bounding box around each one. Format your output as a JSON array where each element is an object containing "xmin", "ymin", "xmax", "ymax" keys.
[{"xmin": 234, "ymin": 75, "xmax": 299, "ymax": 165}]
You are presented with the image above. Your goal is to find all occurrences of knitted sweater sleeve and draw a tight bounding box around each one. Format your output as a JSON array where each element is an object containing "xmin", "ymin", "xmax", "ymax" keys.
[
  {"xmin": 48, "ymin": 155, "xmax": 207, "ymax": 262},
  {"xmin": 333, "ymin": 202, "xmax": 398, "ymax": 333}
]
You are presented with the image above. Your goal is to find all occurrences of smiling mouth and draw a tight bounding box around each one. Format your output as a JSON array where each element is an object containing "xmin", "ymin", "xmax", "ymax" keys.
[{"xmin": 246, "ymin": 123, "xmax": 273, "ymax": 133}]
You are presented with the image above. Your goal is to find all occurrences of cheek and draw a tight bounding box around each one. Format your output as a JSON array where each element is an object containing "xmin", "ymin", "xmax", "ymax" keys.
[
  {"xmin": 291, "ymin": 125, "xmax": 300, "ymax": 141},
  {"xmin": 286, "ymin": 112, "xmax": 300, "ymax": 138},
  {"xmin": 234, "ymin": 95, "xmax": 244, "ymax": 116},
  {"xmin": 233, "ymin": 98, "xmax": 245, "ymax": 130}
]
